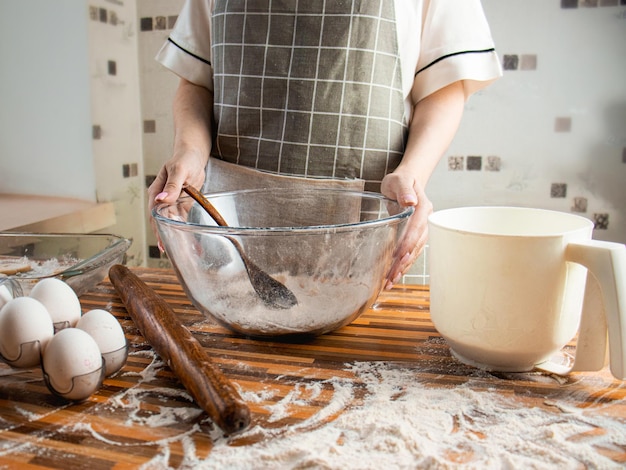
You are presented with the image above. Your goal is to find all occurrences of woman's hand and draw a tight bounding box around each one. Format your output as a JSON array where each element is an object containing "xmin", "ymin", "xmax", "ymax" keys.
[
  {"xmin": 380, "ymin": 171, "xmax": 433, "ymax": 290},
  {"xmin": 148, "ymin": 78, "xmax": 214, "ymax": 249},
  {"xmin": 381, "ymin": 80, "xmax": 465, "ymax": 289},
  {"xmin": 147, "ymin": 148, "xmax": 208, "ymax": 214}
]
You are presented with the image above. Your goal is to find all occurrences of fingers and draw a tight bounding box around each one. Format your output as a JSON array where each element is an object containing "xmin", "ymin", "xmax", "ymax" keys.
[
  {"xmin": 381, "ymin": 173, "xmax": 418, "ymax": 207},
  {"xmin": 384, "ymin": 228, "xmax": 428, "ymax": 290},
  {"xmin": 147, "ymin": 156, "xmax": 207, "ymax": 252},
  {"xmin": 147, "ymin": 170, "xmax": 170, "ymax": 254},
  {"xmin": 147, "ymin": 170, "xmax": 167, "ymax": 209},
  {"xmin": 148, "ymin": 158, "xmax": 206, "ymax": 209},
  {"xmin": 153, "ymin": 172, "xmax": 186, "ymax": 205},
  {"xmin": 384, "ymin": 189, "xmax": 433, "ymax": 290}
]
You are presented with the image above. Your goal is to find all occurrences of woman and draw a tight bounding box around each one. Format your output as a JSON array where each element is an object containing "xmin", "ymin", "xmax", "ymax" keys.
[{"xmin": 149, "ymin": 0, "xmax": 502, "ymax": 289}]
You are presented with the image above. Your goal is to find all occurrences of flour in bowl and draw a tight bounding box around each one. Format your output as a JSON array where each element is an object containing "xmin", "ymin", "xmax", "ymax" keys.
[{"xmin": 185, "ymin": 267, "xmax": 379, "ymax": 336}]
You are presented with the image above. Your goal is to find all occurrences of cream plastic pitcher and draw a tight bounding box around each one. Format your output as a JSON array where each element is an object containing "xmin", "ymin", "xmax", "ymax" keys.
[{"xmin": 428, "ymin": 206, "xmax": 625, "ymax": 379}]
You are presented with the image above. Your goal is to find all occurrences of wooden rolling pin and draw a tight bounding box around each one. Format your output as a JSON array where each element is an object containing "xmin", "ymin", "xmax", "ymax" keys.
[{"xmin": 108, "ymin": 264, "xmax": 251, "ymax": 434}]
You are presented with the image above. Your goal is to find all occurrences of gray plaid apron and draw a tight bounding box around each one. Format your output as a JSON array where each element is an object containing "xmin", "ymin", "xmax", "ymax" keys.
[{"xmin": 210, "ymin": 0, "xmax": 407, "ymax": 193}]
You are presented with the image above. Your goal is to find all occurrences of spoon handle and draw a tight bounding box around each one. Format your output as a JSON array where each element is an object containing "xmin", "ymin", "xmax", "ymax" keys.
[
  {"xmin": 183, "ymin": 186, "xmax": 228, "ymax": 227},
  {"xmin": 109, "ymin": 264, "xmax": 251, "ymax": 434}
]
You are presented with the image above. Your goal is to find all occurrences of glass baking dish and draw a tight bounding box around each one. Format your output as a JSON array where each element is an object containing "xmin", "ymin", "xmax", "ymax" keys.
[{"xmin": 0, "ymin": 233, "xmax": 132, "ymax": 296}]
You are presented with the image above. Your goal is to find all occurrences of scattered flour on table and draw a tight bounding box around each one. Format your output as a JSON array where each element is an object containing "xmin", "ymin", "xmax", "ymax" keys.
[
  {"xmin": 109, "ymin": 350, "xmax": 203, "ymax": 428},
  {"xmin": 58, "ymin": 349, "xmax": 206, "ymax": 451},
  {"xmin": 158, "ymin": 362, "xmax": 624, "ymax": 469},
  {"xmin": 4, "ymin": 343, "xmax": 625, "ymax": 469}
]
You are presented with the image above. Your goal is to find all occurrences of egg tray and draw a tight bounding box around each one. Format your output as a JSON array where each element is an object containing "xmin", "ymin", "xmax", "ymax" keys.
[
  {"xmin": 0, "ymin": 233, "xmax": 132, "ymax": 296},
  {"xmin": 0, "ymin": 341, "xmax": 128, "ymax": 402}
]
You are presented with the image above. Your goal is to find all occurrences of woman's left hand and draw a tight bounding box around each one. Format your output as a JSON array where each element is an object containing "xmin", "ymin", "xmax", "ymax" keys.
[{"xmin": 380, "ymin": 171, "xmax": 433, "ymax": 290}]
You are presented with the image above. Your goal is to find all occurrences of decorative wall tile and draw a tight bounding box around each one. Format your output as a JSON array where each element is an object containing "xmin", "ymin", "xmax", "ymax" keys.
[
  {"xmin": 572, "ymin": 197, "xmax": 588, "ymax": 212},
  {"xmin": 448, "ymin": 156, "xmax": 464, "ymax": 171},
  {"xmin": 466, "ymin": 156, "xmax": 482, "ymax": 171},
  {"xmin": 593, "ymin": 213, "xmax": 609, "ymax": 229},
  {"xmin": 107, "ymin": 60, "xmax": 117, "ymax": 76},
  {"xmin": 143, "ymin": 120, "xmax": 156, "ymax": 133},
  {"xmin": 554, "ymin": 117, "xmax": 572, "ymax": 132},
  {"xmin": 145, "ymin": 174, "xmax": 157, "ymax": 188},
  {"xmin": 485, "ymin": 155, "xmax": 501, "ymax": 171},
  {"xmin": 520, "ymin": 54, "xmax": 537, "ymax": 70},
  {"xmin": 148, "ymin": 245, "xmax": 161, "ymax": 259},
  {"xmin": 561, "ymin": 0, "xmax": 622, "ymax": 7},
  {"xmin": 502, "ymin": 54, "xmax": 519, "ymax": 70},
  {"xmin": 92, "ymin": 125, "xmax": 102, "ymax": 140},
  {"xmin": 140, "ymin": 17, "xmax": 153, "ymax": 31},
  {"xmin": 90, "ymin": 6, "xmax": 122, "ymax": 26},
  {"xmin": 139, "ymin": 15, "xmax": 178, "ymax": 32},
  {"xmin": 122, "ymin": 163, "xmax": 139, "ymax": 178},
  {"xmin": 155, "ymin": 16, "xmax": 167, "ymax": 30},
  {"xmin": 550, "ymin": 183, "xmax": 567, "ymax": 198}
]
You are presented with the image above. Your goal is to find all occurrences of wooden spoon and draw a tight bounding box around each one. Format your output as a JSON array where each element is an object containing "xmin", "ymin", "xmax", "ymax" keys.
[{"xmin": 182, "ymin": 185, "xmax": 297, "ymax": 309}]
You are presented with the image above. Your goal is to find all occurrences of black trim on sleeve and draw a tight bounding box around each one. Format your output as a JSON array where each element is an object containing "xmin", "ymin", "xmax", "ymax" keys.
[
  {"xmin": 415, "ymin": 48, "xmax": 495, "ymax": 76},
  {"xmin": 167, "ymin": 37, "xmax": 212, "ymax": 66}
]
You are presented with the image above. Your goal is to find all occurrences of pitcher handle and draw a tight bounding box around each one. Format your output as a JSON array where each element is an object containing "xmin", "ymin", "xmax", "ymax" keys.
[
  {"xmin": 559, "ymin": 240, "xmax": 625, "ymax": 379},
  {"xmin": 570, "ymin": 273, "xmax": 609, "ymax": 372},
  {"xmin": 535, "ymin": 240, "xmax": 625, "ymax": 379}
]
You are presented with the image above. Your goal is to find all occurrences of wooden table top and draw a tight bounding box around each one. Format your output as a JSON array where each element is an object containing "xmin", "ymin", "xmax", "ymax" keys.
[{"xmin": 0, "ymin": 267, "xmax": 624, "ymax": 469}]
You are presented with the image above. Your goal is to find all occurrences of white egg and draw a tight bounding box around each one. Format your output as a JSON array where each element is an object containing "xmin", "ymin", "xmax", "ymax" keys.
[
  {"xmin": 42, "ymin": 328, "xmax": 103, "ymax": 401},
  {"xmin": 76, "ymin": 309, "xmax": 127, "ymax": 376},
  {"xmin": 0, "ymin": 297, "xmax": 54, "ymax": 368},
  {"xmin": 0, "ymin": 276, "xmax": 22, "ymax": 310},
  {"xmin": 0, "ymin": 284, "xmax": 13, "ymax": 309},
  {"xmin": 30, "ymin": 278, "xmax": 81, "ymax": 330}
]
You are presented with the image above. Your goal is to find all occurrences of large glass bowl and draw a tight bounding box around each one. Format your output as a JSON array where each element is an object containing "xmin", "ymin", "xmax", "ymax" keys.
[{"xmin": 153, "ymin": 188, "xmax": 413, "ymax": 337}]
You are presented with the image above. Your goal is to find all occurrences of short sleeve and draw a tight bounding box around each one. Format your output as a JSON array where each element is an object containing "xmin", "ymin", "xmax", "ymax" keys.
[
  {"xmin": 155, "ymin": 0, "xmax": 215, "ymax": 91},
  {"xmin": 411, "ymin": 0, "xmax": 502, "ymax": 104}
]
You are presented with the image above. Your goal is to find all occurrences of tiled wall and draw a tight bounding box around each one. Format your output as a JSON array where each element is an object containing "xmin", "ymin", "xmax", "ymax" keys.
[
  {"xmin": 91, "ymin": 0, "xmax": 626, "ymax": 282},
  {"xmin": 405, "ymin": 0, "xmax": 626, "ymax": 284},
  {"xmin": 136, "ymin": 0, "xmax": 185, "ymax": 269},
  {"xmin": 87, "ymin": 1, "xmax": 146, "ymax": 267}
]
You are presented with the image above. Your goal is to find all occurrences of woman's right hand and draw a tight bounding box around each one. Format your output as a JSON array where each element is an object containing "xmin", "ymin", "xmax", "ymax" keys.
[
  {"xmin": 148, "ymin": 78, "xmax": 214, "ymax": 248},
  {"xmin": 148, "ymin": 147, "xmax": 207, "ymax": 213},
  {"xmin": 147, "ymin": 149, "xmax": 208, "ymax": 252}
]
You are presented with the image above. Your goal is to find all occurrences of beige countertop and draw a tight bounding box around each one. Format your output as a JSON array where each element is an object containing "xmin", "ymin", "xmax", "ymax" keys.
[{"xmin": 0, "ymin": 193, "xmax": 115, "ymax": 233}]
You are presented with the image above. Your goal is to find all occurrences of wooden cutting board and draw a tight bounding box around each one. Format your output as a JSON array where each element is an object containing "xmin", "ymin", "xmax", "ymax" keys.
[{"xmin": 0, "ymin": 268, "xmax": 624, "ymax": 468}]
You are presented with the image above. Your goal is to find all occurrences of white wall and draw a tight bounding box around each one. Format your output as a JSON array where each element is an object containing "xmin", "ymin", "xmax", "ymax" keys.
[
  {"xmin": 0, "ymin": 0, "xmax": 96, "ymax": 201},
  {"xmin": 427, "ymin": 0, "xmax": 626, "ymax": 245},
  {"xmin": 1, "ymin": 0, "xmax": 623, "ymax": 274}
]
